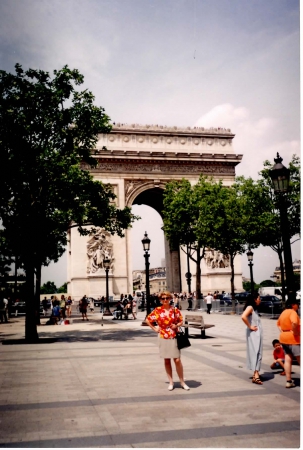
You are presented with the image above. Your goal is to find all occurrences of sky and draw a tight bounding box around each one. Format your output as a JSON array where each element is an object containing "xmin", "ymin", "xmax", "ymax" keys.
[{"xmin": 0, "ymin": 0, "xmax": 300, "ymax": 286}]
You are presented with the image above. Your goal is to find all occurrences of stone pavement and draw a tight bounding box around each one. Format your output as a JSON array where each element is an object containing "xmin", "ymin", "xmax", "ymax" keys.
[{"xmin": 0, "ymin": 309, "xmax": 300, "ymax": 448}]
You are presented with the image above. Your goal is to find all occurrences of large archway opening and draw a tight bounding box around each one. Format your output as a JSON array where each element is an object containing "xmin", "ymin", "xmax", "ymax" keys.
[{"xmin": 129, "ymin": 187, "xmax": 181, "ymax": 294}]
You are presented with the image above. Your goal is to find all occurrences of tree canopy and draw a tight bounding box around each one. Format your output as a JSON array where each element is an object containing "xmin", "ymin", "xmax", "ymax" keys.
[
  {"xmin": 162, "ymin": 174, "xmax": 284, "ymax": 311},
  {"xmin": 0, "ymin": 64, "xmax": 136, "ymax": 341}
]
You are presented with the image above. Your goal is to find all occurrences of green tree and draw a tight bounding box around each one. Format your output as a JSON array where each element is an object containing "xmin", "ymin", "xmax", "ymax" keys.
[
  {"xmin": 57, "ymin": 282, "xmax": 67, "ymax": 293},
  {"xmin": 259, "ymin": 280, "xmax": 276, "ymax": 287},
  {"xmin": 162, "ymin": 179, "xmax": 206, "ymax": 299},
  {"xmin": 0, "ymin": 64, "xmax": 136, "ymax": 341},
  {"xmin": 40, "ymin": 281, "xmax": 57, "ymax": 294},
  {"xmin": 243, "ymin": 281, "xmax": 260, "ymax": 292}
]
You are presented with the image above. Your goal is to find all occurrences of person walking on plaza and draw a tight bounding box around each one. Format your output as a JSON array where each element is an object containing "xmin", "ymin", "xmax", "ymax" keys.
[
  {"xmin": 205, "ymin": 292, "xmax": 213, "ymax": 314},
  {"xmin": 241, "ymin": 293, "xmax": 263, "ymax": 385},
  {"xmin": 146, "ymin": 291, "xmax": 190, "ymax": 391},
  {"xmin": 277, "ymin": 297, "xmax": 300, "ymax": 388}
]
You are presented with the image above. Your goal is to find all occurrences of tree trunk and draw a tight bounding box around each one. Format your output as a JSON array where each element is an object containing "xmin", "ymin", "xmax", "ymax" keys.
[
  {"xmin": 195, "ymin": 247, "xmax": 202, "ymax": 301},
  {"xmin": 35, "ymin": 264, "xmax": 41, "ymax": 325},
  {"xmin": 230, "ymin": 254, "xmax": 236, "ymax": 314},
  {"xmin": 25, "ymin": 259, "xmax": 39, "ymax": 342}
]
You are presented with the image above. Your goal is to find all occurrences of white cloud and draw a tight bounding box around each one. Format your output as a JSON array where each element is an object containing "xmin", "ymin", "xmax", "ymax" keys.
[{"xmin": 194, "ymin": 103, "xmax": 299, "ymax": 179}]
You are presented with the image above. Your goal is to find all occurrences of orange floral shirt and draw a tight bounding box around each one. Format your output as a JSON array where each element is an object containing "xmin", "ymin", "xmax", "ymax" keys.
[{"xmin": 147, "ymin": 306, "xmax": 183, "ymax": 339}]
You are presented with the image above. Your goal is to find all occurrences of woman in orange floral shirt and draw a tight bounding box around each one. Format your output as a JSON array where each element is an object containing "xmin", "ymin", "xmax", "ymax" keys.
[{"xmin": 146, "ymin": 291, "xmax": 190, "ymax": 391}]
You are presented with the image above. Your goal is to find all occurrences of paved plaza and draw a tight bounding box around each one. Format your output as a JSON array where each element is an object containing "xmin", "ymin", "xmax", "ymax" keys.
[{"xmin": 0, "ymin": 308, "xmax": 300, "ymax": 448}]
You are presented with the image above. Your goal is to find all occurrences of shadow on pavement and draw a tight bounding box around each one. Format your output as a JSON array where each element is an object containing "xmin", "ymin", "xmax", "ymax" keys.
[{"xmin": 44, "ymin": 328, "xmax": 156, "ymax": 342}]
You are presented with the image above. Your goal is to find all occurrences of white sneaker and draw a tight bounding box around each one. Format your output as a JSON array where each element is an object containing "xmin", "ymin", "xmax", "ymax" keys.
[
  {"xmin": 286, "ymin": 380, "xmax": 295, "ymax": 388},
  {"xmin": 181, "ymin": 383, "xmax": 190, "ymax": 391},
  {"xmin": 168, "ymin": 384, "xmax": 174, "ymax": 391}
]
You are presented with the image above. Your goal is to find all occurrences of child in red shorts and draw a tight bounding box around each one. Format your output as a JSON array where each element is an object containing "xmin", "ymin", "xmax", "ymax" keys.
[{"xmin": 270, "ymin": 339, "xmax": 285, "ymax": 375}]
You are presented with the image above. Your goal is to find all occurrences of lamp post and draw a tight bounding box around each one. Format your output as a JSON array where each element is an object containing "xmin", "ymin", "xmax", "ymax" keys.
[
  {"xmin": 141, "ymin": 231, "xmax": 151, "ymax": 326},
  {"xmin": 246, "ymin": 248, "xmax": 254, "ymax": 295},
  {"xmin": 269, "ymin": 153, "xmax": 295, "ymax": 302},
  {"xmin": 185, "ymin": 244, "xmax": 192, "ymax": 294},
  {"xmin": 103, "ymin": 258, "xmax": 112, "ymax": 316}
]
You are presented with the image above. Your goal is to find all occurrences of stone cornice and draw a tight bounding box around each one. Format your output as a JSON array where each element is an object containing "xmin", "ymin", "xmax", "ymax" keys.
[
  {"xmin": 93, "ymin": 149, "xmax": 242, "ymax": 163},
  {"xmin": 111, "ymin": 123, "xmax": 234, "ymax": 138}
]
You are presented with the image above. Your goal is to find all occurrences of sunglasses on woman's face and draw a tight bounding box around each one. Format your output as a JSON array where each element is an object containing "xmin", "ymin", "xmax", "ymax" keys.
[{"xmin": 161, "ymin": 297, "xmax": 170, "ymax": 300}]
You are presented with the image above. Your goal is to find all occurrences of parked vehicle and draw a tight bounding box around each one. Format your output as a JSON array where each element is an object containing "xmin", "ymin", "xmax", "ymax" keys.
[
  {"xmin": 259, "ymin": 295, "xmax": 283, "ymax": 314},
  {"xmin": 215, "ymin": 294, "xmax": 232, "ymax": 306},
  {"xmin": 258, "ymin": 286, "xmax": 283, "ymax": 300},
  {"xmin": 235, "ymin": 292, "xmax": 251, "ymax": 304},
  {"xmin": 134, "ymin": 290, "xmax": 145, "ymax": 298}
]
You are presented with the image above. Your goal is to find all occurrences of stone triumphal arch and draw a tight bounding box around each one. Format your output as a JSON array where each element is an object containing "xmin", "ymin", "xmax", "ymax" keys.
[{"xmin": 67, "ymin": 124, "xmax": 243, "ymax": 300}]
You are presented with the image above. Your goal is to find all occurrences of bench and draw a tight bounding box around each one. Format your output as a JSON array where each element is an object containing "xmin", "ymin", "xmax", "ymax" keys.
[{"xmin": 183, "ymin": 314, "xmax": 215, "ymax": 339}]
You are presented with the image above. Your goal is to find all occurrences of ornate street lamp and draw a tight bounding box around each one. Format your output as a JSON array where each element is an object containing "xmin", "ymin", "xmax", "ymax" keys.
[
  {"xmin": 141, "ymin": 231, "xmax": 151, "ymax": 326},
  {"xmin": 246, "ymin": 248, "xmax": 254, "ymax": 295},
  {"xmin": 269, "ymin": 153, "xmax": 295, "ymax": 302},
  {"xmin": 103, "ymin": 258, "xmax": 112, "ymax": 316},
  {"xmin": 185, "ymin": 244, "xmax": 192, "ymax": 294}
]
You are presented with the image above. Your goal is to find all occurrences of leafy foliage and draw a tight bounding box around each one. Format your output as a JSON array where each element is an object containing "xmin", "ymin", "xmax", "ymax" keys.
[
  {"xmin": 0, "ymin": 64, "xmax": 136, "ymax": 341},
  {"xmin": 40, "ymin": 281, "xmax": 57, "ymax": 294},
  {"xmin": 259, "ymin": 279, "xmax": 276, "ymax": 287},
  {"xmin": 57, "ymin": 282, "xmax": 68, "ymax": 293}
]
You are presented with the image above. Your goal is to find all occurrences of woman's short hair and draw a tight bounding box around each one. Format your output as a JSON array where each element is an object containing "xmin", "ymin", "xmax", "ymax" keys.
[
  {"xmin": 285, "ymin": 298, "xmax": 299, "ymax": 309},
  {"xmin": 159, "ymin": 291, "xmax": 172, "ymax": 299}
]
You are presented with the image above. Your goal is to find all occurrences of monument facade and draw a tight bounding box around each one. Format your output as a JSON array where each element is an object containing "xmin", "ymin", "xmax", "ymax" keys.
[{"xmin": 67, "ymin": 124, "xmax": 243, "ymax": 300}]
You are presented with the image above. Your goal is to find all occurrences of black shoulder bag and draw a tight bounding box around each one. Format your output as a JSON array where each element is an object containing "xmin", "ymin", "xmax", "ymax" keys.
[{"xmin": 174, "ymin": 308, "xmax": 191, "ymax": 350}]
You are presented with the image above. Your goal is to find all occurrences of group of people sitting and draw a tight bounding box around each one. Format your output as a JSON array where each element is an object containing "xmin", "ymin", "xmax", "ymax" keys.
[{"xmin": 112, "ymin": 294, "xmax": 137, "ymax": 320}]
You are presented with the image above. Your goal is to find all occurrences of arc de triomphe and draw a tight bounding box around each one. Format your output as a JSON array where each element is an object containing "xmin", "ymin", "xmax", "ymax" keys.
[{"xmin": 67, "ymin": 123, "xmax": 243, "ymax": 300}]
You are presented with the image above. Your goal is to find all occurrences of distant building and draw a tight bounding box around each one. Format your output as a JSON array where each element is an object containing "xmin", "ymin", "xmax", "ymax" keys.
[
  {"xmin": 132, "ymin": 267, "xmax": 166, "ymax": 294},
  {"xmin": 272, "ymin": 260, "xmax": 301, "ymax": 282}
]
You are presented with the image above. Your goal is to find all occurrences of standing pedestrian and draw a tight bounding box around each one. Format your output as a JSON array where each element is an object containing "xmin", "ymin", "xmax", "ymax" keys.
[
  {"xmin": 205, "ymin": 293, "xmax": 213, "ymax": 314},
  {"xmin": 100, "ymin": 296, "xmax": 105, "ymax": 313},
  {"xmin": 89, "ymin": 298, "xmax": 95, "ymax": 313},
  {"xmin": 42, "ymin": 297, "xmax": 49, "ymax": 317},
  {"xmin": 146, "ymin": 291, "xmax": 190, "ymax": 391},
  {"xmin": 187, "ymin": 294, "xmax": 193, "ymax": 311},
  {"xmin": 0, "ymin": 296, "xmax": 8, "ymax": 323},
  {"xmin": 241, "ymin": 293, "xmax": 263, "ymax": 385},
  {"xmin": 131, "ymin": 297, "xmax": 137, "ymax": 319},
  {"xmin": 277, "ymin": 297, "xmax": 300, "ymax": 388},
  {"xmin": 66, "ymin": 296, "xmax": 73, "ymax": 317},
  {"xmin": 60, "ymin": 295, "xmax": 66, "ymax": 319},
  {"xmin": 79, "ymin": 295, "xmax": 89, "ymax": 321}
]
